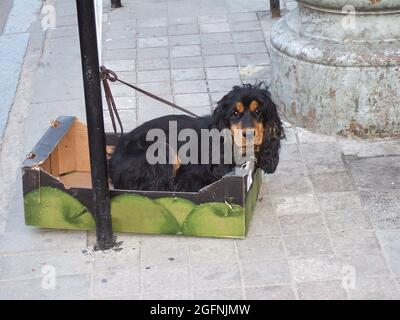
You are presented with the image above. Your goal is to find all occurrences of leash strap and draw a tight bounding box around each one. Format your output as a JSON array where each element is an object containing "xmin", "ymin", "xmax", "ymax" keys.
[
  {"xmin": 100, "ymin": 66, "xmax": 200, "ymax": 135},
  {"xmin": 100, "ymin": 66, "xmax": 124, "ymax": 135}
]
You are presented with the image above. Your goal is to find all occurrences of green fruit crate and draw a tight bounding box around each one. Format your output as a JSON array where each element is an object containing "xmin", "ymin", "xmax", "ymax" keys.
[{"xmin": 22, "ymin": 116, "xmax": 262, "ymax": 239}]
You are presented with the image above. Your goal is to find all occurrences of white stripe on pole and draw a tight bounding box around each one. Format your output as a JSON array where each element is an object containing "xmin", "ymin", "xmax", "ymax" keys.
[{"xmin": 94, "ymin": 0, "xmax": 103, "ymax": 64}]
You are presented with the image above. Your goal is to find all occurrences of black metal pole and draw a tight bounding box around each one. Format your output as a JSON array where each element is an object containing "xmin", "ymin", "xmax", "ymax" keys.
[
  {"xmin": 76, "ymin": 0, "xmax": 114, "ymax": 250},
  {"xmin": 111, "ymin": 0, "xmax": 122, "ymax": 8},
  {"xmin": 270, "ymin": 0, "xmax": 281, "ymax": 18}
]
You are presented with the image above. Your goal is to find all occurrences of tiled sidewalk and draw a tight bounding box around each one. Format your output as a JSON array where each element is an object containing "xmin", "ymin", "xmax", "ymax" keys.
[{"xmin": 0, "ymin": 0, "xmax": 399, "ymax": 300}]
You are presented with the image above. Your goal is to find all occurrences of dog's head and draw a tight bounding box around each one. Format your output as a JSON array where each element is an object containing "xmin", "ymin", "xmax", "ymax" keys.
[{"xmin": 211, "ymin": 83, "xmax": 285, "ymax": 173}]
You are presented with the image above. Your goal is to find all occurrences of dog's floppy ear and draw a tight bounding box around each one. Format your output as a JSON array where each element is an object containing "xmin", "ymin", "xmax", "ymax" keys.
[
  {"xmin": 210, "ymin": 87, "xmax": 240, "ymax": 130},
  {"xmin": 257, "ymin": 90, "xmax": 285, "ymax": 173}
]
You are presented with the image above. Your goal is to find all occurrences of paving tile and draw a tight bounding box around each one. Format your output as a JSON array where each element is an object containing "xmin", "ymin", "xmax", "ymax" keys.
[
  {"xmin": 347, "ymin": 277, "xmax": 400, "ymax": 300},
  {"xmin": 297, "ymin": 281, "xmax": 347, "ymax": 300},
  {"xmin": 174, "ymin": 93, "xmax": 210, "ymax": 107},
  {"xmin": 137, "ymin": 57, "xmax": 170, "ymax": 71},
  {"xmin": 142, "ymin": 291, "xmax": 191, "ymax": 300},
  {"xmin": 137, "ymin": 17, "xmax": 168, "ymax": 28},
  {"xmin": 228, "ymin": 12, "xmax": 258, "ymax": 23},
  {"xmin": 283, "ymin": 234, "xmax": 333, "ymax": 257},
  {"xmin": 0, "ymin": 249, "xmax": 93, "ymax": 281},
  {"xmin": 0, "ymin": 274, "xmax": 91, "ymax": 300},
  {"xmin": 241, "ymin": 259, "xmax": 291, "ymax": 286},
  {"xmin": 324, "ymin": 210, "xmax": 372, "ymax": 232},
  {"xmin": 282, "ymin": 127, "xmax": 297, "ymax": 144},
  {"xmin": 237, "ymin": 236, "xmax": 286, "ymax": 262},
  {"xmin": 94, "ymin": 247, "xmax": 140, "ymax": 272},
  {"xmin": 137, "ymin": 95, "xmax": 175, "ymax": 123},
  {"xmin": 93, "ymin": 268, "xmax": 141, "ymax": 298},
  {"xmin": 267, "ymin": 174, "xmax": 313, "ymax": 196},
  {"xmin": 188, "ymin": 238, "xmax": 237, "ymax": 266},
  {"xmin": 138, "ymin": 36, "xmax": 168, "ymax": 48},
  {"xmin": 173, "ymin": 80, "xmax": 208, "ymax": 94},
  {"xmin": 206, "ymin": 66, "xmax": 239, "ymax": 80},
  {"xmin": 201, "ymin": 32, "xmax": 233, "ymax": 44},
  {"xmin": 175, "ymin": 105, "xmax": 212, "ymax": 116},
  {"xmin": 54, "ymin": 15, "xmax": 78, "ymax": 27},
  {"xmin": 240, "ymin": 65, "xmax": 272, "ymax": 81},
  {"xmin": 200, "ymin": 22, "xmax": 231, "ymax": 33},
  {"xmin": 232, "ymin": 30, "xmax": 265, "ymax": 43},
  {"xmin": 234, "ymin": 42, "xmax": 267, "ymax": 54},
  {"xmin": 105, "ymin": 48, "xmax": 136, "ymax": 61},
  {"xmin": 245, "ymin": 285, "xmax": 295, "ymax": 300},
  {"xmin": 105, "ymin": 19, "xmax": 135, "ymax": 32},
  {"xmin": 140, "ymin": 240, "xmax": 188, "ymax": 267},
  {"xmin": 171, "ymin": 45, "xmax": 201, "ymax": 57},
  {"xmin": 279, "ymin": 214, "xmax": 326, "ymax": 235},
  {"xmin": 172, "ymin": 68, "xmax": 205, "ymax": 81},
  {"xmin": 340, "ymin": 253, "xmax": 389, "ymax": 278},
  {"xmin": 137, "ymin": 47, "xmax": 169, "ymax": 58},
  {"xmin": 208, "ymin": 79, "xmax": 240, "ymax": 92},
  {"xmin": 202, "ymin": 43, "xmax": 236, "ymax": 56},
  {"xmin": 47, "ymin": 25, "xmax": 78, "ymax": 39},
  {"xmin": 310, "ymin": 172, "xmax": 355, "ymax": 193},
  {"xmin": 143, "ymin": 264, "xmax": 190, "ymax": 294},
  {"xmin": 168, "ymin": 16, "xmax": 198, "ymax": 25},
  {"xmin": 108, "ymin": 8, "xmax": 137, "ymax": 22},
  {"xmin": 105, "ymin": 59, "xmax": 135, "ymax": 72},
  {"xmin": 168, "ymin": 23, "xmax": 199, "ymax": 36},
  {"xmin": 339, "ymin": 139, "xmax": 400, "ymax": 157},
  {"xmin": 103, "ymin": 85, "xmax": 136, "ymax": 98},
  {"xmin": 300, "ymin": 143, "xmax": 346, "ymax": 174},
  {"xmin": 104, "ymin": 110, "xmax": 137, "ymax": 132},
  {"xmin": 210, "ymin": 91, "xmax": 227, "ymax": 105},
  {"xmin": 275, "ymin": 149, "xmax": 307, "ymax": 176},
  {"xmin": 290, "ymin": 255, "xmax": 343, "ymax": 282},
  {"xmin": 191, "ymin": 263, "xmax": 241, "ymax": 290},
  {"xmin": 106, "ymin": 38, "xmax": 136, "ymax": 50},
  {"xmin": 0, "ymin": 227, "xmax": 88, "ymax": 256},
  {"xmin": 204, "ymin": 54, "xmax": 237, "ymax": 67},
  {"xmin": 171, "ymin": 56, "xmax": 204, "ymax": 69},
  {"xmin": 272, "ymin": 193, "xmax": 320, "ymax": 216},
  {"xmin": 330, "ymin": 230, "xmax": 380, "ymax": 254},
  {"xmin": 238, "ymin": 53, "xmax": 270, "ymax": 66},
  {"xmin": 317, "ymin": 191, "xmax": 363, "ymax": 212},
  {"xmin": 193, "ymin": 288, "xmax": 242, "ymax": 300},
  {"xmin": 232, "ymin": 21, "xmax": 262, "ymax": 32},
  {"xmin": 296, "ymin": 127, "xmax": 337, "ymax": 144},
  {"xmin": 137, "ymin": 69, "xmax": 170, "ymax": 83},
  {"xmin": 347, "ymin": 157, "xmax": 400, "ymax": 191},
  {"xmin": 361, "ymin": 189, "xmax": 400, "ymax": 229},
  {"xmin": 136, "ymin": 82, "xmax": 172, "ymax": 96},
  {"xmin": 198, "ymin": 15, "xmax": 228, "ymax": 24},
  {"xmin": 169, "ymin": 34, "xmax": 201, "ymax": 46},
  {"xmin": 376, "ymin": 230, "xmax": 400, "ymax": 276},
  {"xmin": 225, "ymin": 0, "xmax": 266, "ymax": 13},
  {"xmin": 132, "ymin": 0, "xmax": 169, "ymax": 18},
  {"xmin": 247, "ymin": 201, "xmax": 281, "ymax": 237}
]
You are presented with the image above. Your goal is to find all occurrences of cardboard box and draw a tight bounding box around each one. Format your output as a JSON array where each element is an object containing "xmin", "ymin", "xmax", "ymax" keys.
[{"xmin": 22, "ymin": 116, "xmax": 262, "ymax": 238}]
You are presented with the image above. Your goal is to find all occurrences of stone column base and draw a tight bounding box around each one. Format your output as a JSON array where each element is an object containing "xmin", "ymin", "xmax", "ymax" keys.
[{"xmin": 270, "ymin": 1, "xmax": 400, "ymax": 138}]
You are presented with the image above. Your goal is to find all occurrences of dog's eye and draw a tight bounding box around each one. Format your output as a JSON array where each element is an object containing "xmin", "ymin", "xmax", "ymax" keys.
[
  {"xmin": 254, "ymin": 107, "xmax": 261, "ymax": 115},
  {"xmin": 232, "ymin": 110, "xmax": 240, "ymax": 117}
]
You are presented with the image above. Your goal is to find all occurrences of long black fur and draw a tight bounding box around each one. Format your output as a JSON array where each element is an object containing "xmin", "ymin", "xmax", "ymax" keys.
[{"xmin": 109, "ymin": 84, "xmax": 285, "ymax": 192}]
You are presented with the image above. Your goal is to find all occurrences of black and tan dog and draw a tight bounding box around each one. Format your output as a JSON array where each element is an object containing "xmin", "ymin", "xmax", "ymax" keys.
[{"xmin": 109, "ymin": 83, "xmax": 285, "ymax": 192}]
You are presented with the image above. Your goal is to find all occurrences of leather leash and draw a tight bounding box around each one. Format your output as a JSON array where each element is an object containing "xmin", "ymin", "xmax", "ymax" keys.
[{"xmin": 100, "ymin": 66, "xmax": 200, "ymax": 135}]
